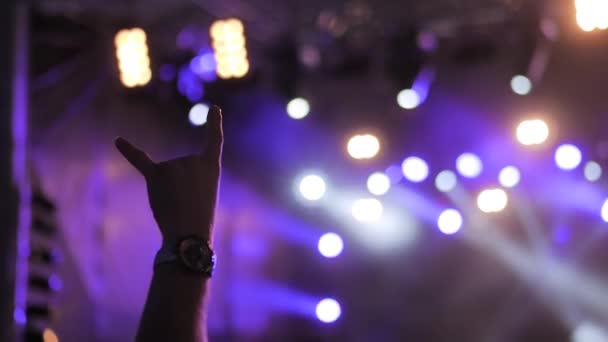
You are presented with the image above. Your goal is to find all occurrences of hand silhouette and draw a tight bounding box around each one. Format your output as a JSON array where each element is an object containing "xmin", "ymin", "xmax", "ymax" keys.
[{"xmin": 115, "ymin": 105, "xmax": 223, "ymax": 242}]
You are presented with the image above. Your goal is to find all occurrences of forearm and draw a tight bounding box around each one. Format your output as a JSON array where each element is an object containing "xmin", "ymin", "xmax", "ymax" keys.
[{"xmin": 136, "ymin": 264, "xmax": 209, "ymax": 342}]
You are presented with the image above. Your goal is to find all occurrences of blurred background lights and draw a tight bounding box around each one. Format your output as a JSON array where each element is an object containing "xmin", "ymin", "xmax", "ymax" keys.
[
  {"xmin": 437, "ymin": 209, "xmax": 463, "ymax": 235},
  {"xmin": 584, "ymin": 161, "xmax": 602, "ymax": 182},
  {"xmin": 498, "ymin": 166, "xmax": 521, "ymax": 188},
  {"xmin": 397, "ymin": 88, "xmax": 421, "ymax": 109},
  {"xmin": 435, "ymin": 170, "xmax": 457, "ymax": 192},
  {"xmin": 555, "ymin": 144, "xmax": 583, "ymax": 170},
  {"xmin": 317, "ymin": 233, "xmax": 344, "ymax": 258},
  {"xmin": 298, "ymin": 174, "xmax": 326, "ymax": 201},
  {"xmin": 385, "ymin": 165, "xmax": 403, "ymax": 184},
  {"xmin": 510, "ymin": 75, "xmax": 532, "ymax": 95},
  {"xmin": 367, "ymin": 172, "xmax": 391, "ymax": 195},
  {"xmin": 315, "ymin": 298, "xmax": 341, "ymax": 323},
  {"xmin": 576, "ymin": 0, "xmax": 608, "ymax": 32},
  {"xmin": 188, "ymin": 103, "xmax": 210, "ymax": 126},
  {"xmin": 347, "ymin": 134, "xmax": 380, "ymax": 160},
  {"xmin": 516, "ymin": 119, "xmax": 549, "ymax": 146},
  {"xmin": 351, "ymin": 198, "xmax": 383, "ymax": 222},
  {"xmin": 190, "ymin": 50, "xmax": 217, "ymax": 81},
  {"xmin": 286, "ymin": 97, "xmax": 310, "ymax": 119},
  {"xmin": 477, "ymin": 188, "xmax": 509, "ymax": 213},
  {"xmin": 43, "ymin": 328, "xmax": 59, "ymax": 342},
  {"xmin": 114, "ymin": 28, "xmax": 152, "ymax": 87},
  {"xmin": 572, "ymin": 321, "xmax": 608, "ymax": 342},
  {"xmin": 401, "ymin": 156, "xmax": 429, "ymax": 183},
  {"xmin": 602, "ymin": 199, "xmax": 608, "ymax": 223},
  {"xmin": 456, "ymin": 153, "xmax": 483, "ymax": 178},
  {"xmin": 210, "ymin": 18, "xmax": 249, "ymax": 79}
]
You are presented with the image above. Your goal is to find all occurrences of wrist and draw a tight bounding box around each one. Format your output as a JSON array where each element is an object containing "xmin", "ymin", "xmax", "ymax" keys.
[
  {"xmin": 155, "ymin": 237, "xmax": 216, "ymax": 277},
  {"xmin": 158, "ymin": 221, "xmax": 213, "ymax": 243}
]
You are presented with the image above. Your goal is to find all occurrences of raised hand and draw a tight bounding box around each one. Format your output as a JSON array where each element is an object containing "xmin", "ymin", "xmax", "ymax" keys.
[{"xmin": 115, "ymin": 105, "xmax": 223, "ymax": 242}]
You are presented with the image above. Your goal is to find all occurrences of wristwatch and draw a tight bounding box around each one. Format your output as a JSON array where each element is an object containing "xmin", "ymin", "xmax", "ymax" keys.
[{"xmin": 154, "ymin": 237, "xmax": 216, "ymax": 277}]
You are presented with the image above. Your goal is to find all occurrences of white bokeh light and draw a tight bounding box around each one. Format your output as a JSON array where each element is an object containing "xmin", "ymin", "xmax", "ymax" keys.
[
  {"xmin": 316, "ymin": 298, "xmax": 341, "ymax": 323},
  {"xmin": 584, "ymin": 161, "xmax": 602, "ymax": 182},
  {"xmin": 318, "ymin": 233, "xmax": 344, "ymax": 258},
  {"xmin": 188, "ymin": 103, "xmax": 210, "ymax": 126},
  {"xmin": 435, "ymin": 170, "xmax": 457, "ymax": 192},
  {"xmin": 286, "ymin": 97, "xmax": 310, "ymax": 119},
  {"xmin": 456, "ymin": 153, "xmax": 483, "ymax": 178},
  {"xmin": 575, "ymin": 0, "xmax": 608, "ymax": 32},
  {"xmin": 298, "ymin": 174, "xmax": 326, "ymax": 201},
  {"xmin": 511, "ymin": 75, "xmax": 532, "ymax": 95},
  {"xmin": 477, "ymin": 188, "xmax": 509, "ymax": 213},
  {"xmin": 367, "ymin": 172, "xmax": 391, "ymax": 196},
  {"xmin": 573, "ymin": 321, "xmax": 608, "ymax": 342},
  {"xmin": 555, "ymin": 144, "xmax": 583, "ymax": 170},
  {"xmin": 401, "ymin": 156, "xmax": 429, "ymax": 183},
  {"xmin": 437, "ymin": 209, "xmax": 463, "ymax": 235},
  {"xmin": 516, "ymin": 119, "xmax": 549, "ymax": 146},
  {"xmin": 498, "ymin": 166, "xmax": 521, "ymax": 188},
  {"xmin": 351, "ymin": 198, "xmax": 383, "ymax": 222},
  {"xmin": 347, "ymin": 134, "xmax": 380, "ymax": 160},
  {"xmin": 397, "ymin": 89, "xmax": 421, "ymax": 109},
  {"xmin": 602, "ymin": 199, "xmax": 608, "ymax": 223}
]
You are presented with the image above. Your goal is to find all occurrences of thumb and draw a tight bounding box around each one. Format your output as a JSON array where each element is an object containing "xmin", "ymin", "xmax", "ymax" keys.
[{"xmin": 115, "ymin": 137, "xmax": 155, "ymax": 176}]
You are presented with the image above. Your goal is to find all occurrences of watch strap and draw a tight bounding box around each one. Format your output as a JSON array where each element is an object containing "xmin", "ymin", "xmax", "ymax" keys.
[{"xmin": 154, "ymin": 240, "xmax": 179, "ymax": 266}]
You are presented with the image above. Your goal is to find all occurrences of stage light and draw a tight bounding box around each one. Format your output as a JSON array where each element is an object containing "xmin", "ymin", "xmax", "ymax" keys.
[
  {"xmin": 401, "ymin": 156, "xmax": 429, "ymax": 183},
  {"xmin": 347, "ymin": 134, "xmax": 380, "ymax": 160},
  {"xmin": 498, "ymin": 166, "xmax": 521, "ymax": 188},
  {"xmin": 367, "ymin": 172, "xmax": 391, "ymax": 195},
  {"xmin": 437, "ymin": 209, "xmax": 463, "ymax": 235},
  {"xmin": 477, "ymin": 188, "xmax": 508, "ymax": 213},
  {"xmin": 555, "ymin": 144, "xmax": 582, "ymax": 170},
  {"xmin": 510, "ymin": 75, "xmax": 532, "ymax": 95},
  {"xmin": 286, "ymin": 98, "xmax": 310, "ymax": 119},
  {"xmin": 602, "ymin": 199, "xmax": 608, "ymax": 223},
  {"xmin": 299, "ymin": 174, "xmax": 326, "ymax": 201},
  {"xmin": 188, "ymin": 103, "xmax": 210, "ymax": 126},
  {"xmin": 573, "ymin": 321, "xmax": 608, "ymax": 342},
  {"xmin": 316, "ymin": 298, "xmax": 341, "ymax": 323},
  {"xmin": 456, "ymin": 153, "xmax": 483, "ymax": 178},
  {"xmin": 190, "ymin": 51, "xmax": 217, "ymax": 81},
  {"xmin": 351, "ymin": 198, "xmax": 383, "ymax": 222},
  {"xmin": 575, "ymin": 0, "xmax": 608, "ymax": 32},
  {"xmin": 210, "ymin": 18, "xmax": 249, "ymax": 79},
  {"xmin": 318, "ymin": 233, "xmax": 344, "ymax": 258},
  {"xmin": 435, "ymin": 170, "xmax": 457, "ymax": 192},
  {"xmin": 397, "ymin": 89, "xmax": 421, "ymax": 110},
  {"xmin": 43, "ymin": 328, "xmax": 58, "ymax": 342},
  {"xmin": 516, "ymin": 119, "xmax": 549, "ymax": 146},
  {"xmin": 115, "ymin": 28, "xmax": 152, "ymax": 88},
  {"xmin": 584, "ymin": 161, "xmax": 602, "ymax": 182}
]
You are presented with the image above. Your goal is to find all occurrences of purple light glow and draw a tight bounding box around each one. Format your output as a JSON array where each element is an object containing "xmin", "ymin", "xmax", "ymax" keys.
[
  {"xmin": 48, "ymin": 274, "xmax": 63, "ymax": 291},
  {"xmin": 385, "ymin": 165, "xmax": 403, "ymax": 184},
  {"xmin": 190, "ymin": 50, "xmax": 217, "ymax": 82},
  {"xmin": 13, "ymin": 307, "xmax": 26, "ymax": 325},
  {"xmin": 159, "ymin": 64, "xmax": 176, "ymax": 82},
  {"xmin": 178, "ymin": 66, "xmax": 204, "ymax": 103}
]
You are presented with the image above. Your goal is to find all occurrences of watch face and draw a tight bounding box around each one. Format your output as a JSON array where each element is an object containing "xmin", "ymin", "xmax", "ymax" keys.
[{"xmin": 178, "ymin": 238, "xmax": 215, "ymax": 274}]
